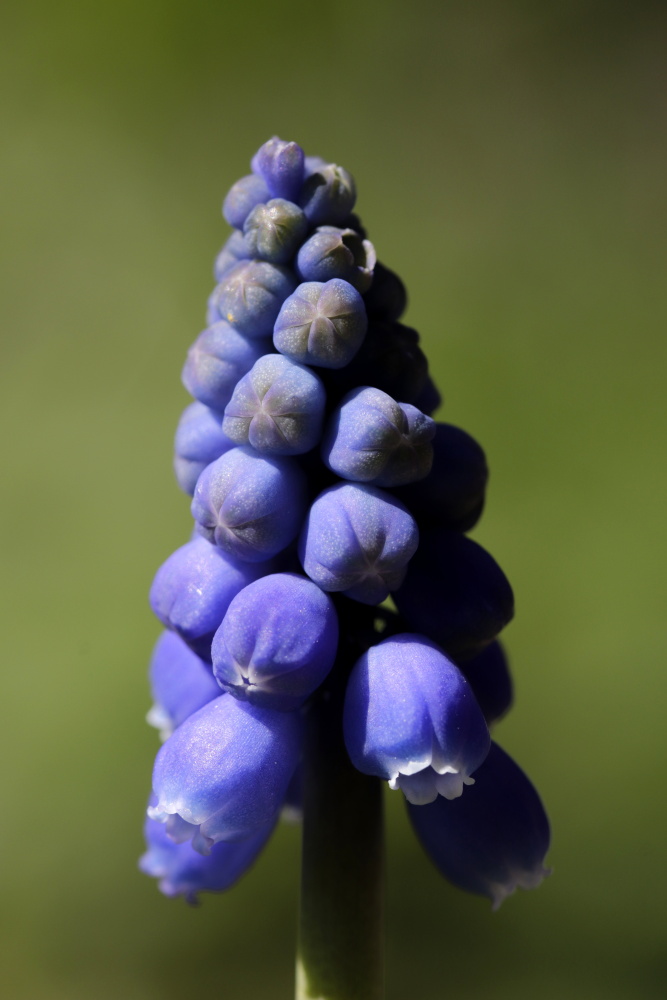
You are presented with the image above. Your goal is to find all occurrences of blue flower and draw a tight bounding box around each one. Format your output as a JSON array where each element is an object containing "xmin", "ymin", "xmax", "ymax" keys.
[
  {"xmin": 299, "ymin": 483, "xmax": 419, "ymax": 605},
  {"xmin": 149, "ymin": 695, "xmax": 302, "ymax": 852},
  {"xmin": 140, "ymin": 802, "xmax": 274, "ymax": 903},
  {"xmin": 407, "ymin": 742, "xmax": 551, "ymax": 908},
  {"xmin": 343, "ymin": 634, "xmax": 490, "ymax": 804},
  {"xmin": 211, "ymin": 573, "xmax": 338, "ymax": 711}
]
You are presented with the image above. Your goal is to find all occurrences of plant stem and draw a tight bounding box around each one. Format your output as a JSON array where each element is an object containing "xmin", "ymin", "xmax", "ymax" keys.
[{"xmin": 296, "ymin": 674, "xmax": 385, "ymax": 1000}]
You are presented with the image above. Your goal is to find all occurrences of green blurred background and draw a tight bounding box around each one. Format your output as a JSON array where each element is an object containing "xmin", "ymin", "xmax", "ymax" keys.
[{"xmin": 1, "ymin": 1, "xmax": 666, "ymax": 997}]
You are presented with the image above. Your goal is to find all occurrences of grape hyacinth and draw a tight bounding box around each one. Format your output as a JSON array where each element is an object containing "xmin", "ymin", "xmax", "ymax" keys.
[{"xmin": 141, "ymin": 136, "xmax": 551, "ymax": 1000}]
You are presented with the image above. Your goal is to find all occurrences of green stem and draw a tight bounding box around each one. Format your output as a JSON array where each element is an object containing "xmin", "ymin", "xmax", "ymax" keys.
[{"xmin": 296, "ymin": 675, "xmax": 385, "ymax": 1000}]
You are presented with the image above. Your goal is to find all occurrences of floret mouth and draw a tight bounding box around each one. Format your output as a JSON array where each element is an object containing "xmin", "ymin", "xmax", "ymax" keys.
[{"xmin": 387, "ymin": 762, "xmax": 474, "ymax": 805}]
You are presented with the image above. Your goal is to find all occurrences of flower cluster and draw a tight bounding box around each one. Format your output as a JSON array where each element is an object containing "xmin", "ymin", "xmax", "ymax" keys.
[{"xmin": 140, "ymin": 137, "xmax": 550, "ymax": 908}]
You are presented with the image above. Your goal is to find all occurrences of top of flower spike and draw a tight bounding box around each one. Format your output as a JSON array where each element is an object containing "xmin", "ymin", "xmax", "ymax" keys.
[{"xmin": 251, "ymin": 137, "xmax": 306, "ymax": 202}]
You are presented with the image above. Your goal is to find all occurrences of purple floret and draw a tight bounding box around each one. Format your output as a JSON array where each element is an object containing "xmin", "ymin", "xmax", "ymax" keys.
[
  {"xmin": 149, "ymin": 695, "xmax": 302, "ymax": 850},
  {"xmin": 213, "ymin": 260, "xmax": 297, "ymax": 339},
  {"xmin": 344, "ymin": 633, "xmax": 490, "ymax": 804},
  {"xmin": 273, "ymin": 279, "xmax": 368, "ymax": 369},
  {"xmin": 408, "ymin": 742, "xmax": 550, "ymax": 908},
  {"xmin": 212, "ymin": 573, "xmax": 338, "ymax": 711},
  {"xmin": 182, "ymin": 322, "xmax": 268, "ymax": 412},
  {"xmin": 299, "ymin": 483, "xmax": 419, "ymax": 605},
  {"xmin": 191, "ymin": 446, "xmax": 307, "ymax": 563},
  {"xmin": 322, "ymin": 386, "xmax": 435, "ymax": 487},
  {"xmin": 149, "ymin": 537, "xmax": 265, "ymax": 662},
  {"xmin": 223, "ymin": 354, "xmax": 326, "ymax": 456}
]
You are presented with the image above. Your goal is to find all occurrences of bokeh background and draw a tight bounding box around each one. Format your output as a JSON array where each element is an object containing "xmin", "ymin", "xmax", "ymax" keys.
[{"xmin": 2, "ymin": 1, "xmax": 666, "ymax": 997}]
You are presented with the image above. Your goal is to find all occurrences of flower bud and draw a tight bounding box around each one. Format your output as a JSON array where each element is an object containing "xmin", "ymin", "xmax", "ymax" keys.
[
  {"xmin": 191, "ymin": 446, "xmax": 307, "ymax": 563},
  {"xmin": 140, "ymin": 807, "xmax": 274, "ymax": 902},
  {"xmin": 149, "ymin": 695, "xmax": 302, "ymax": 849},
  {"xmin": 344, "ymin": 634, "xmax": 490, "ymax": 803},
  {"xmin": 273, "ymin": 279, "xmax": 367, "ymax": 369},
  {"xmin": 296, "ymin": 226, "xmax": 376, "ymax": 292},
  {"xmin": 407, "ymin": 742, "xmax": 550, "ymax": 908},
  {"xmin": 323, "ymin": 387, "xmax": 435, "ymax": 487},
  {"xmin": 214, "ymin": 260, "xmax": 296, "ymax": 339},
  {"xmin": 223, "ymin": 173, "xmax": 270, "ymax": 229},
  {"xmin": 251, "ymin": 137, "xmax": 305, "ymax": 202},
  {"xmin": 147, "ymin": 631, "xmax": 222, "ymax": 740},
  {"xmin": 173, "ymin": 401, "xmax": 235, "ymax": 495},
  {"xmin": 222, "ymin": 354, "xmax": 326, "ymax": 456},
  {"xmin": 299, "ymin": 483, "xmax": 418, "ymax": 605},
  {"xmin": 243, "ymin": 198, "xmax": 308, "ymax": 264},
  {"xmin": 149, "ymin": 537, "xmax": 264, "ymax": 661},
  {"xmin": 182, "ymin": 322, "xmax": 267, "ymax": 412},
  {"xmin": 393, "ymin": 529, "xmax": 514, "ymax": 660},
  {"xmin": 212, "ymin": 573, "xmax": 338, "ymax": 711},
  {"xmin": 299, "ymin": 163, "xmax": 356, "ymax": 225}
]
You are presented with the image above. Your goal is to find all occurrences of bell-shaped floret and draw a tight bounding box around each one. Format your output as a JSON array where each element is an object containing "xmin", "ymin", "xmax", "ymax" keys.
[
  {"xmin": 296, "ymin": 226, "xmax": 376, "ymax": 293},
  {"xmin": 212, "ymin": 573, "xmax": 338, "ymax": 711},
  {"xmin": 407, "ymin": 742, "xmax": 550, "ymax": 908},
  {"xmin": 299, "ymin": 163, "xmax": 356, "ymax": 225},
  {"xmin": 173, "ymin": 402, "xmax": 235, "ymax": 496},
  {"xmin": 273, "ymin": 279, "xmax": 367, "ymax": 369},
  {"xmin": 149, "ymin": 695, "xmax": 302, "ymax": 850},
  {"xmin": 149, "ymin": 537, "xmax": 264, "ymax": 662},
  {"xmin": 223, "ymin": 173, "xmax": 270, "ymax": 229},
  {"xmin": 251, "ymin": 137, "xmax": 305, "ymax": 202},
  {"xmin": 191, "ymin": 446, "xmax": 307, "ymax": 563},
  {"xmin": 243, "ymin": 199, "xmax": 308, "ymax": 264},
  {"xmin": 299, "ymin": 483, "xmax": 418, "ymax": 605},
  {"xmin": 323, "ymin": 387, "xmax": 435, "ymax": 487},
  {"xmin": 344, "ymin": 634, "xmax": 490, "ymax": 804},
  {"xmin": 213, "ymin": 261, "xmax": 296, "ymax": 339},
  {"xmin": 140, "ymin": 808, "xmax": 274, "ymax": 902},
  {"xmin": 362, "ymin": 262, "xmax": 407, "ymax": 322},
  {"xmin": 392, "ymin": 423, "xmax": 488, "ymax": 533},
  {"xmin": 458, "ymin": 640, "xmax": 513, "ymax": 726},
  {"xmin": 147, "ymin": 631, "xmax": 221, "ymax": 740},
  {"xmin": 393, "ymin": 529, "xmax": 514, "ymax": 660},
  {"xmin": 222, "ymin": 354, "xmax": 326, "ymax": 456},
  {"xmin": 181, "ymin": 322, "xmax": 267, "ymax": 412},
  {"xmin": 214, "ymin": 231, "xmax": 252, "ymax": 282}
]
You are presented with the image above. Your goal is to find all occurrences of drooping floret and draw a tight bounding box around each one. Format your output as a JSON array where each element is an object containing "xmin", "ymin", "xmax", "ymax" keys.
[
  {"xmin": 150, "ymin": 695, "xmax": 302, "ymax": 851},
  {"xmin": 408, "ymin": 742, "xmax": 550, "ymax": 908},
  {"xmin": 211, "ymin": 573, "xmax": 338, "ymax": 711},
  {"xmin": 343, "ymin": 634, "xmax": 490, "ymax": 804}
]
